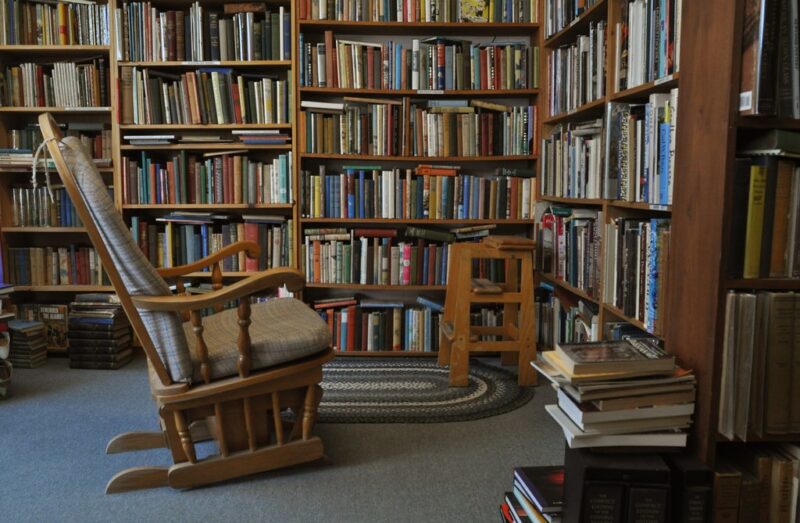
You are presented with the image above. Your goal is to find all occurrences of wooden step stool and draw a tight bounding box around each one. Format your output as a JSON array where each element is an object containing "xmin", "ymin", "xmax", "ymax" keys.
[{"xmin": 438, "ymin": 236, "xmax": 537, "ymax": 387}]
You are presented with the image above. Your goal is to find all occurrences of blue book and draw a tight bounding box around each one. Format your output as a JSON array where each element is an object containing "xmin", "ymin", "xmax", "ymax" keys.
[
  {"xmin": 394, "ymin": 44, "xmax": 403, "ymax": 90},
  {"xmin": 416, "ymin": 296, "xmax": 444, "ymax": 313},
  {"xmin": 642, "ymin": 105, "xmax": 652, "ymax": 202},
  {"xmin": 334, "ymin": 176, "xmax": 341, "ymax": 217},
  {"xmin": 347, "ymin": 174, "xmax": 355, "ymax": 218},
  {"xmin": 440, "ymin": 246, "xmax": 448, "ymax": 285},
  {"xmin": 658, "ymin": 122, "xmax": 671, "ymax": 204},
  {"xmin": 357, "ymin": 170, "xmax": 366, "ymax": 218},
  {"xmin": 416, "ymin": 178, "xmax": 424, "ymax": 218},
  {"xmin": 424, "ymin": 307, "xmax": 432, "ymax": 352},
  {"xmin": 340, "ymin": 311, "xmax": 347, "ymax": 352},
  {"xmin": 69, "ymin": 244, "xmax": 78, "ymax": 283},
  {"xmin": 298, "ymin": 33, "xmax": 305, "ymax": 85},
  {"xmin": 647, "ymin": 219, "xmax": 659, "ymax": 332},
  {"xmin": 200, "ymin": 224, "xmax": 209, "ymax": 261},
  {"xmin": 279, "ymin": 154, "xmax": 288, "ymax": 202},
  {"xmin": 471, "ymin": 178, "xmax": 480, "ymax": 218},
  {"xmin": 422, "ymin": 247, "xmax": 429, "ymax": 283},
  {"xmin": 460, "ymin": 176, "xmax": 469, "ymax": 219}
]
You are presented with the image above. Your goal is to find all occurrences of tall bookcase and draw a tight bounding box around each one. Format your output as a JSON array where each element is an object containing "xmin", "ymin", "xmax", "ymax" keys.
[
  {"xmin": 0, "ymin": 9, "xmax": 116, "ymax": 353},
  {"xmin": 667, "ymin": 0, "xmax": 800, "ymax": 465},
  {"xmin": 537, "ymin": 0, "xmax": 680, "ymax": 346},
  {"xmin": 294, "ymin": 2, "xmax": 541, "ymax": 355}
]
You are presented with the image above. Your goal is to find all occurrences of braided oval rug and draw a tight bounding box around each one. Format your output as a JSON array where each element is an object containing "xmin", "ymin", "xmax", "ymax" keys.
[{"xmin": 315, "ymin": 358, "xmax": 535, "ymax": 423}]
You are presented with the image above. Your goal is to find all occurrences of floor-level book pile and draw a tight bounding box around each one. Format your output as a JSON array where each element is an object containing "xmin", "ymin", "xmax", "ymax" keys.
[
  {"xmin": 7, "ymin": 319, "xmax": 47, "ymax": 369},
  {"xmin": 67, "ymin": 294, "xmax": 133, "ymax": 370},
  {"xmin": 534, "ymin": 338, "xmax": 696, "ymax": 449},
  {"xmin": 500, "ymin": 465, "xmax": 564, "ymax": 523}
]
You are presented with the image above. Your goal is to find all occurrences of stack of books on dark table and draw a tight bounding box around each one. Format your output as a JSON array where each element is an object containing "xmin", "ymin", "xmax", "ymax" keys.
[
  {"xmin": 68, "ymin": 294, "xmax": 133, "ymax": 370},
  {"xmin": 7, "ymin": 319, "xmax": 47, "ymax": 368},
  {"xmin": 534, "ymin": 338, "xmax": 696, "ymax": 449},
  {"xmin": 500, "ymin": 465, "xmax": 564, "ymax": 522}
]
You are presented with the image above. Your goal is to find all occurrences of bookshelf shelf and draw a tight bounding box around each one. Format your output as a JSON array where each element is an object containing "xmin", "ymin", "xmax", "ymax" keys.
[
  {"xmin": 334, "ymin": 351, "xmax": 438, "ymax": 357},
  {"xmin": 609, "ymin": 73, "xmax": 681, "ymax": 102},
  {"xmin": 725, "ymin": 278, "xmax": 800, "ymax": 290},
  {"xmin": 3, "ymin": 227, "xmax": 87, "ymax": 233},
  {"xmin": 602, "ymin": 303, "xmax": 659, "ymax": 338},
  {"xmin": 298, "ymin": 20, "xmax": 540, "ymax": 35},
  {"xmin": 299, "ymin": 87, "xmax": 540, "ymax": 97},
  {"xmin": 538, "ymin": 195, "xmax": 605, "ymax": 206},
  {"xmin": 539, "ymin": 273, "xmax": 600, "ymax": 305},
  {"xmin": 305, "ymin": 284, "xmax": 447, "ymax": 291},
  {"xmin": 121, "ymin": 203, "xmax": 294, "ymax": 210},
  {"xmin": 543, "ymin": 0, "xmax": 608, "ymax": 48},
  {"xmin": 300, "ymin": 218, "xmax": 532, "ymax": 225},
  {"xmin": 0, "ymin": 107, "xmax": 112, "ymax": 114},
  {"xmin": 299, "ymin": 153, "xmax": 537, "ymax": 162},
  {"xmin": 0, "ymin": 166, "xmax": 114, "ymax": 173},
  {"xmin": 608, "ymin": 201, "xmax": 672, "ymax": 213},
  {"xmin": 735, "ymin": 115, "xmax": 800, "ymax": 129},
  {"xmin": 119, "ymin": 124, "xmax": 293, "ymax": 130},
  {"xmin": 118, "ymin": 60, "xmax": 292, "ymax": 68},
  {"xmin": 0, "ymin": 45, "xmax": 110, "ymax": 53},
  {"xmin": 119, "ymin": 144, "xmax": 292, "ymax": 151},
  {"xmin": 543, "ymin": 97, "xmax": 606, "ymax": 124},
  {"xmin": 14, "ymin": 285, "xmax": 114, "ymax": 293}
]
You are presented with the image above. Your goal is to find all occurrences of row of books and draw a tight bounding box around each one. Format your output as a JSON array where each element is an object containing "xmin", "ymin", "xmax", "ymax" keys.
[
  {"xmin": 301, "ymin": 227, "xmax": 459, "ymax": 284},
  {"xmin": 547, "ymin": 21, "xmax": 606, "ymax": 117},
  {"xmin": 299, "ymin": 165, "xmax": 536, "ymax": 220},
  {"xmin": 7, "ymin": 246, "xmax": 107, "ymax": 286},
  {"xmin": 719, "ymin": 290, "xmax": 800, "ymax": 440},
  {"xmin": 536, "ymin": 284, "xmax": 600, "ymax": 350},
  {"xmin": 501, "ymin": 465, "xmax": 563, "ymax": 523},
  {"xmin": 535, "ymin": 206, "xmax": 603, "ymax": 299},
  {"xmin": 535, "ymin": 338, "xmax": 696, "ymax": 450},
  {"xmin": 739, "ymin": 0, "xmax": 798, "ymax": 117},
  {"xmin": 603, "ymin": 217, "xmax": 671, "ymax": 334},
  {"xmin": 615, "ymin": 0, "xmax": 682, "ymax": 91},
  {"xmin": 732, "ymin": 148, "xmax": 800, "ymax": 280},
  {"xmin": 10, "ymin": 187, "xmax": 83, "ymax": 228},
  {"xmin": 1, "ymin": 0, "xmax": 109, "ymax": 46},
  {"xmin": 605, "ymin": 91, "xmax": 678, "ymax": 204},
  {"xmin": 7, "ymin": 126, "xmax": 112, "ymax": 163},
  {"xmin": 121, "ymin": 151, "xmax": 293, "ymax": 205},
  {"xmin": 67, "ymin": 295, "xmax": 133, "ymax": 370},
  {"xmin": 314, "ymin": 296, "xmax": 445, "ymax": 352},
  {"xmin": 301, "ymin": 98, "xmax": 536, "ymax": 157},
  {"xmin": 299, "ymin": 0, "xmax": 539, "ymax": 22},
  {"xmin": 1, "ymin": 60, "xmax": 109, "ymax": 108},
  {"xmin": 116, "ymin": 2, "xmax": 290, "ymax": 62},
  {"xmin": 131, "ymin": 215, "xmax": 293, "ymax": 271},
  {"xmin": 299, "ymin": 33, "xmax": 537, "ymax": 91},
  {"xmin": 540, "ymin": 118, "xmax": 604, "ymax": 200},
  {"xmin": 543, "ymin": 0, "xmax": 601, "ymax": 38},
  {"xmin": 120, "ymin": 67, "xmax": 291, "ymax": 125}
]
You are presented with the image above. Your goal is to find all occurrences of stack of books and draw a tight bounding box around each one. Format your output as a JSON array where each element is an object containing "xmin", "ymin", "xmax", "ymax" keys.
[
  {"xmin": 534, "ymin": 338, "xmax": 696, "ymax": 449},
  {"xmin": 500, "ymin": 465, "xmax": 564, "ymax": 523},
  {"xmin": 67, "ymin": 294, "xmax": 133, "ymax": 370},
  {"xmin": 7, "ymin": 319, "xmax": 47, "ymax": 368}
]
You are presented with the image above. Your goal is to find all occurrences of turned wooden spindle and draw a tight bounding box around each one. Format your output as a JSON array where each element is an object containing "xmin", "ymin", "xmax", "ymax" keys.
[
  {"xmin": 302, "ymin": 384, "xmax": 322, "ymax": 441},
  {"xmin": 173, "ymin": 411, "xmax": 197, "ymax": 463},
  {"xmin": 243, "ymin": 397, "xmax": 256, "ymax": 451},
  {"xmin": 214, "ymin": 403, "xmax": 229, "ymax": 457},
  {"xmin": 271, "ymin": 392, "xmax": 284, "ymax": 445},
  {"xmin": 190, "ymin": 311, "xmax": 211, "ymax": 384},
  {"xmin": 211, "ymin": 262, "xmax": 224, "ymax": 313},
  {"xmin": 237, "ymin": 299, "xmax": 252, "ymax": 378}
]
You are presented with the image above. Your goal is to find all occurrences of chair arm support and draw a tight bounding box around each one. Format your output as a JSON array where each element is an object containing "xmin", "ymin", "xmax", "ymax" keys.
[
  {"xmin": 156, "ymin": 241, "xmax": 261, "ymax": 278},
  {"xmin": 131, "ymin": 268, "xmax": 305, "ymax": 311}
]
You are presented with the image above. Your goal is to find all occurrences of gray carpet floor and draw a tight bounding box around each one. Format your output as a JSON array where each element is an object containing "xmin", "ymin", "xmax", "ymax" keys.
[{"xmin": 1, "ymin": 353, "xmax": 563, "ymax": 523}]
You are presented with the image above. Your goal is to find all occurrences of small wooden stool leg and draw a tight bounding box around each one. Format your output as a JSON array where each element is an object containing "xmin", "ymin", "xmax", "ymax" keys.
[
  {"xmin": 449, "ymin": 338, "xmax": 470, "ymax": 387},
  {"xmin": 517, "ymin": 255, "xmax": 537, "ymax": 386}
]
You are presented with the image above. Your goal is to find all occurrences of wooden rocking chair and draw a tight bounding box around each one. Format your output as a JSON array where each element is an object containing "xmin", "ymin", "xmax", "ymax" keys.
[{"xmin": 38, "ymin": 113, "xmax": 334, "ymax": 493}]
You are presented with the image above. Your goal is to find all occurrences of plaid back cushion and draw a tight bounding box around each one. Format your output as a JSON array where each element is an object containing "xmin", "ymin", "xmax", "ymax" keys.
[{"xmin": 59, "ymin": 137, "xmax": 193, "ymax": 383}]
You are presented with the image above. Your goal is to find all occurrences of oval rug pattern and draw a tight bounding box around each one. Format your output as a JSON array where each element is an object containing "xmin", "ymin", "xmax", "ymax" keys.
[{"xmin": 316, "ymin": 358, "xmax": 535, "ymax": 423}]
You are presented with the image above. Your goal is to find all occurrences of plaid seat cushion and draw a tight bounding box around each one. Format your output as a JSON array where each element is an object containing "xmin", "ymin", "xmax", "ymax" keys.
[
  {"xmin": 59, "ymin": 137, "xmax": 193, "ymax": 383},
  {"xmin": 183, "ymin": 298, "xmax": 331, "ymax": 382}
]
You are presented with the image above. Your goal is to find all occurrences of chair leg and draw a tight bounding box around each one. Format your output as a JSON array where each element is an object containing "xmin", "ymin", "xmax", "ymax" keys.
[
  {"xmin": 105, "ymin": 467, "xmax": 169, "ymax": 494},
  {"xmin": 449, "ymin": 339, "xmax": 470, "ymax": 387},
  {"xmin": 106, "ymin": 431, "xmax": 167, "ymax": 454}
]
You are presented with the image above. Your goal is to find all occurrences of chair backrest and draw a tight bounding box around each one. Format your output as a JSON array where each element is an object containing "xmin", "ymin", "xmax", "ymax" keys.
[{"xmin": 38, "ymin": 113, "xmax": 192, "ymax": 384}]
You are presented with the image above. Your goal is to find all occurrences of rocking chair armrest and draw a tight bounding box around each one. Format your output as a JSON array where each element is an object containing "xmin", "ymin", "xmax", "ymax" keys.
[
  {"xmin": 156, "ymin": 241, "xmax": 261, "ymax": 278},
  {"xmin": 131, "ymin": 268, "xmax": 305, "ymax": 312}
]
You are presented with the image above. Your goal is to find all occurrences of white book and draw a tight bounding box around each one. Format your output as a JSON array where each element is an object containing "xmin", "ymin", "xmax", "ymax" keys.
[{"xmin": 557, "ymin": 388, "xmax": 694, "ymax": 426}]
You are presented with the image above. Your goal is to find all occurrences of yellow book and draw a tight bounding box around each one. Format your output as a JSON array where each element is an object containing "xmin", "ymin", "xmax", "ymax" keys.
[
  {"xmin": 743, "ymin": 163, "xmax": 768, "ymax": 278},
  {"xmin": 165, "ymin": 221, "xmax": 174, "ymax": 268}
]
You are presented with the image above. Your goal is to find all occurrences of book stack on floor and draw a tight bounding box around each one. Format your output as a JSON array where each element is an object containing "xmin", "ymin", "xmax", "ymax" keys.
[
  {"xmin": 534, "ymin": 339, "xmax": 696, "ymax": 449},
  {"xmin": 500, "ymin": 465, "xmax": 564, "ymax": 523},
  {"xmin": 67, "ymin": 294, "xmax": 133, "ymax": 370},
  {"xmin": 7, "ymin": 319, "xmax": 47, "ymax": 369}
]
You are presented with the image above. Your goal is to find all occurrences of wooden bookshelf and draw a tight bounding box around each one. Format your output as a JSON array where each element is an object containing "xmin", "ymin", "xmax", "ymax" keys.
[
  {"xmin": 536, "ymin": 0, "xmax": 681, "ymax": 350},
  {"xmin": 296, "ymin": 9, "xmax": 541, "ymax": 355}
]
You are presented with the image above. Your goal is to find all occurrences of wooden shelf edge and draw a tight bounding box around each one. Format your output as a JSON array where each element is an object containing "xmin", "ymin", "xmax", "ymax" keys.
[
  {"xmin": 609, "ymin": 73, "xmax": 680, "ymax": 101},
  {"xmin": 603, "ymin": 303, "xmax": 661, "ymax": 338},
  {"xmin": 543, "ymin": 0, "xmax": 607, "ymax": 47},
  {"xmin": 300, "ymin": 218, "xmax": 532, "ymax": 225},
  {"xmin": 334, "ymin": 351, "xmax": 438, "ymax": 357},
  {"xmin": 544, "ymin": 97, "xmax": 606, "ymax": 125},
  {"xmin": 538, "ymin": 273, "xmax": 600, "ymax": 305},
  {"xmin": 13, "ymin": 285, "xmax": 113, "ymax": 292},
  {"xmin": 300, "ymin": 153, "xmax": 537, "ymax": 161},
  {"xmin": 3, "ymin": 227, "xmax": 87, "ymax": 233},
  {"xmin": 121, "ymin": 203, "xmax": 293, "ymax": 210},
  {"xmin": 299, "ymin": 87, "xmax": 539, "ymax": 96},
  {"xmin": 725, "ymin": 278, "xmax": 800, "ymax": 290},
  {"xmin": 305, "ymin": 284, "xmax": 447, "ymax": 290}
]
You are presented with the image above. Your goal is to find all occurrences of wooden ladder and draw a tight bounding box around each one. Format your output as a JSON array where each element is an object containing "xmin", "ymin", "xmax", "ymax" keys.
[{"xmin": 437, "ymin": 236, "xmax": 538, "ymax": 387}]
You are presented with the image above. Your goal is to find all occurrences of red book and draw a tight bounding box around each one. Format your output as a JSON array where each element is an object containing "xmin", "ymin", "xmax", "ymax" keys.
[
  {"xmin": 479, "ymin": 48, "xmax": 488, "ymax": 89},
  {"xmin": 149, "ymin": 164, "xmax": 157, "ymax": 204},
  {"xmin": 427, "ymin": 244, "xmax": 436, "ymax": 285},
  {"xmin": 361, "ymin": 311, "xmax": 369, "ymax": 351},
  {"xmin": 509, "ymin": 177, "xmax": 518, "ymax": 219},
  {"xmin": 415, "ymin": 238, "xmax": 425, "ymax": 284},
  {"xmin": 354, "ymin": 228, "xmax": 398, "ymax": 238},
  {"xmin": 367, "ymin": 48, "xmax": 375, "ymax": 89},
  {"xmin": 495, "ymin": 47, "xmax": 502, "ymax": 90},
  {"xmin": 231, "ymin": 80, "xmax": 243, "ymax": 124},
  {"xmin": 312, "ymin": 240, "xmax": 321, "ymax": 282},
  {"xmin": 346, "ymin": 304, "xmax": 357, "ymax": 351},
  {"xmin": 487, "ymin": 112, "xmax": 494, "ymax": 154},
  {"xmin": 166, "ymin": 161, "xmax": 176, "ymax": 204},
  {"xmin": 313, "ymin": 299, "xmax": 358, "ymax": 309},
  {"xmin": 243, "ymin": 223, "xmax": 259, "ymax": 271},
  {"xmin": 326, "ymin": 312, "xmax": 335, "ymax": 346},
  {"xmin": 334, "ymin": 311, "xmax": 342, "ymax": 351},
  {"xmin": 324, "ymin": 31, "xmax": 336, "ymax": 88}
]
